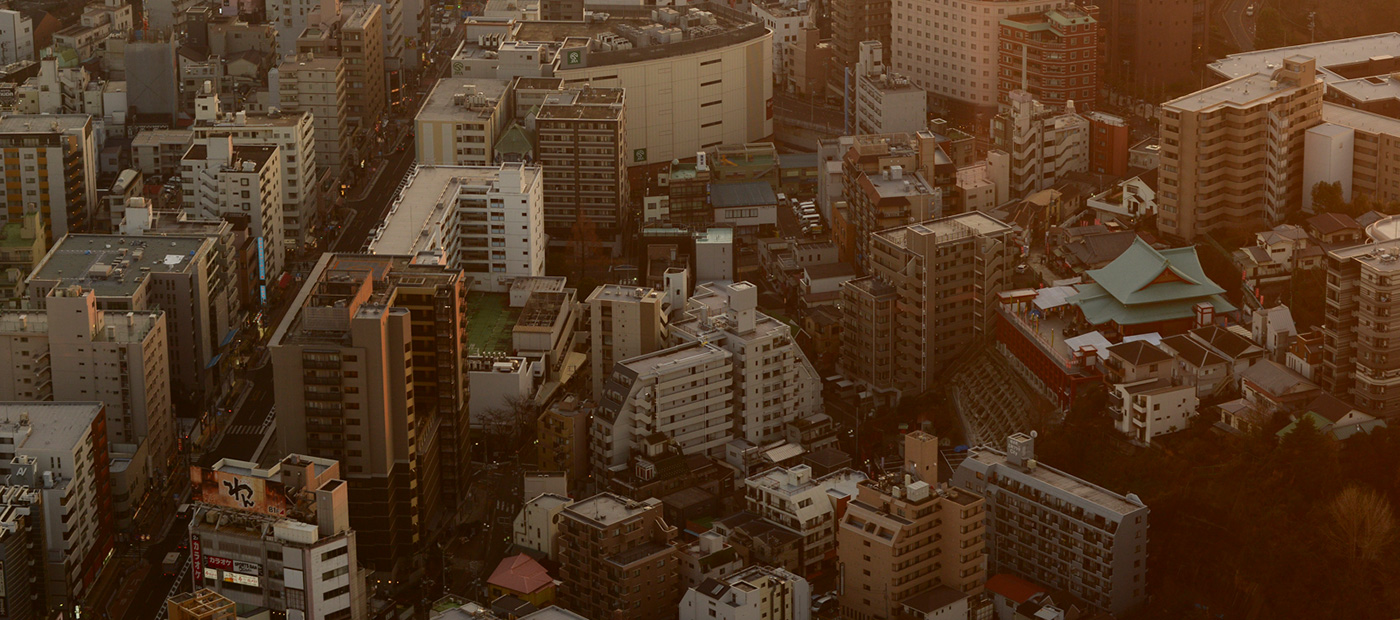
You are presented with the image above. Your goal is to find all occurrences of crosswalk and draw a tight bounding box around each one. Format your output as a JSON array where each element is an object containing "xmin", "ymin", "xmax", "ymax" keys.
[{"xmin": 228, "ymin": 424, "xmax": 266, "ymax": 435}]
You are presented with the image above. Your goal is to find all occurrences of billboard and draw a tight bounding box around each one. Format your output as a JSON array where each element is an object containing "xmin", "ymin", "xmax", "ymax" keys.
[
  {"xmin": 191, "ymin": 536, "xmax": 202, "ymax": 590},
  {"xmin": 190, "ymin": 466, "xmax": 290, "ymax": 516}
]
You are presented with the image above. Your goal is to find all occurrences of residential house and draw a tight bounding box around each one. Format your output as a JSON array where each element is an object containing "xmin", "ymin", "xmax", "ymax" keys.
[
  {"xmin": 486, "ymin": 554, "xmax": 556, "ymax": 608},
  {"xmin": 1105, "ymin": 341, "xmax": 1198, "ymax": 443},
  {"xmin": 1306, "ymin": 212, "xmax": 1363, "ymax": 246},
  {"xmin": 1240, "ymin": 360, "xmax": 1322, "ymax": 417},
  {"xmin": 1287, "ymin": 329, "xmax": 1323, "ymax": 381},
  {"xmin": 1277, "ymin": 393, "xmax": 1387, "ymax": 441},
  {"xmin": 1158, "ymin": 334, "xmax": 1232, "ymax": 398},
  {"xmin": 1085, "ymin": 170, "xmax": 1158, "ymax": 224},
  {"xmin": 1251, "ymin": 305, "xmax": 1296, "ymax": 363}
]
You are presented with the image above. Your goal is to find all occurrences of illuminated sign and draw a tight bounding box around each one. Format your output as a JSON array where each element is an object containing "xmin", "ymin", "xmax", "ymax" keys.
[
  {"xmin": 223, "ymin": 572, "xmax": 260, "ymax": 587},
  {"xmin": 191, "ymin": 537, "xmax": 202, "ymax": 589},
  {"xmin": 257, "ymin": 237, "xmax": 268, "ymax": 305},
  {"xmin": 206, "ymin": 556, "xmax": 262, "ymax": 576},
  {"xmin": 190, "ymin": 467, "xmax": 290, "ymax": 516}
]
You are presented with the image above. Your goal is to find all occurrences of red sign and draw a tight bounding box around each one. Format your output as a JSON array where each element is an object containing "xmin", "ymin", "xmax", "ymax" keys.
[
  {"xmin": 190, "ymin": 536, "xmax": 202, "ymax": 590},
  {"xmin": 206, "ymin": 556, "xmax": 234, "ymax": 570}
]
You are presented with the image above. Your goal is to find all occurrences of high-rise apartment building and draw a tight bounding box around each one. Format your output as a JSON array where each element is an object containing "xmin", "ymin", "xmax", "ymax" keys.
[
  {"xmin": 853, "ymin": 41, "xmax": 928, "ymax": 136},
  {"xmin": 891, "ymin": 0, "xmax": 1068, "ymax": 113},
  {"xmin": 27, "ymin": 232, "xmax": 237, "ymax": 414},
  {"xmin": 591, "ymin": 340, "xmax": 734, "ymax": 471},
  {"xmin": 0, "ymin": 485, "xmax": 44, "ymax": 620},
  {"xmin": 996, "ymin": 6, "xmax": 1099, "ymax": 109},
  {"xmin": 840, "ymin": 212, "xmax": 1013, "ymax": 398},
  {"xmin": 0, "ymin": 115, "xmax": 97, "ymax": 239},
  {"xmin": 951, "ymin": 433, "xmax": 1150, "ymax": 617},
  {"xmin": 1158, "ymin": 57, "xmax": 1323, "ymax": 241},
  {"xmin": 556, "ymin": 494, "xmax": 682, "ymax": 620},
  {"xmin": 267, "ymin": 0, "xmax": 341, "ymax": 54},
  {"xmin": 585, "ymin": 284, "xmax": 669, "ymax": 401},
  {"xmin": 296, "ymin": 3, "xmax": 386, "ymax": 131},
  {"xmin": 1100, "ymin": 0, "xmax": 1209, "ymax": 95},
  {"xmin": 271, "ymin": 254, "xmax": 472, "ymax": 576},
  {"xmin": 414, "ymin": 79, "xmax": 508, "ymax": 167},
  {"xmin": 192, "ymin": 92, "xmax": 323, "ymax": 247},
  {"xmin": 744, "ymin": 465, "xmax": 866, "ymax": 580},
  {"xmin": 180, "ymin": 136, "xmax": 285, "ymax": 304},
  {"xmin": 838, "ymin": 432, "xmax": 987, "ymax": 619},
  {"xmin": 990, "ymin": 91, "xmax": 1089, "ymax": 200},
  {"xmin": 840, "ymin": 131, "xmax": 954, "ymax": 267},
  {"xmin": 679, "ymin": 566, "xmax": 811, "ymax": 620},
  {"xmin": 1321, "ymin": 237, "xmax": 1400, "ymax": 418},
  {"xmin": 0, "ymin": 290, "xmax": 172, "ymax": 467},
  {"xmin": 829, "ymin": 0, "xmax": 889, "ymax": 95},
  {"xmin": 0, "ymin": 403, "xmax": 113, "ymax": 612},
  {"xmin": 536, "ymin": 86, "xmax": 629, "ymax": 253},
  {"xmin": 189, "ymin": 455, "xmax": 367, "ymax": 620},
  {"xmin": 272, "ymin": 54, "xmax": 352, "ymax": 176},
  {"xmin": 670, "ymin": 282, "xmax": 823, "ymax": 444},
  {"xmin": 536, "ymin": 395, "xmax": 594, "ymax": 493},
  {"xmin": 0, "ymin": 10, "xmax": 34, "ymax": 64},
  {"xmin": 365, "ymin": 164, "xmax": 545, "ymax": 292}
]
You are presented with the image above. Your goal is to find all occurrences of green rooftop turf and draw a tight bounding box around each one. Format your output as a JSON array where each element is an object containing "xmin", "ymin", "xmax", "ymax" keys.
[{"xmin": 466, "ymin": 292, "xmax": 519, "ymax": 354}]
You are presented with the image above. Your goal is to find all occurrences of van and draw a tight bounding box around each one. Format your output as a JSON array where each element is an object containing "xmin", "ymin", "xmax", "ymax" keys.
[
  {"xmin": 777, "ymin": 193, "xmax": 789, "ymax": 208},
  {"xmin": 801, "ymin": 208, "xmax": 819, "ymax": 218},
  {"xmin": 801, "ymin": 214, "xmax": 821, "ymax": 224}
]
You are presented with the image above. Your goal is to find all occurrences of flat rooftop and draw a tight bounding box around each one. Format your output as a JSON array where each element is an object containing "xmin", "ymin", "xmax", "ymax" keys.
[
  {"xmin": 1209, "ymin": 33, "xmax": 1400, "ymax": 81},
  {"xmin": 965, "ymin": 445, "xmax": 1144, "ymax": 515},
  {"xmin": 536, "ymin": 88, "xmax": 624, "ymax": 120},
  {"xmin": 1164, "ymin": 72, "xmax": 1313, "ymax": 113},
  {"xmin": 563, "ymin": 494, "xmax": 659, "ymax": 528},
  {"xmin": 0, "ymin": 403, "xmax": 103, "ymax": 454},
  {"xmin": 369, "ymin": 165, "xmax": 538, "ymax": 256},
  {"xmin": 417, "ymin": 78, "xmax": 508, "ymax": 123},
  {"xmin": 0, "ymin": 114, "xmax": 90, "ymax": 133},
  {"xmin": 1322, "ymin": 102, "xmax": 1400, "ymax": 136},
  {"xmin": 875, "ymin": 211, "xmax": 1013, "ymax": 248},
  {"xmin": 588, "ymin": 283, "xmax": 663, "ymax": 304},
  {"xmin": 31, "ymin": 234, "xmax": 211, "ymax": 297},
  {"xmin": 619, "ymin": 340, "xmax": 728, "ymax": 374}
]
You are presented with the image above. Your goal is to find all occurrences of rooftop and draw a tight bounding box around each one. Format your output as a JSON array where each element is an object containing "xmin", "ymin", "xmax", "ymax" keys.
[
  {"xmin": 417, "ymin": 78, "xmax": 508, "ymax": 123},
  {"xmin": 0, "ymin": 402, "xmax": 102, "ymax": 454},
  {"xmin": 1164, "ymin": 70, "xmax": 1317, "ymax": 113},
  {"xmin": 618, "ymin": 340, "xmax": 729, "ymax": 375},
  {"xmin": 0, "ymin": 114, "xmax": 90, "ymax": 134},
  {"xmin": 875, "ymin": 211, "xmax": 1014, "ymax": 248},
  {"xmin": 30, "ymin": 234, "xmax": 211, "ymax": 297},
  {"xmin": 563, "ymin": 493, "xmax": 660, "ymax": 528},
  {"xmin": 963, "ymin": 444, "xmax": 1146, "ymax": 515},
  {"xmin": 1322, "ymin": 102, "xmax": 1400, "ymax": 137},
  {"xmin": 536, "ymin": 87, "xmax": 624, "ymax": 120},
  {"xmin": 1209, "ymin": 33, "xmax": 1400, "ymax": 83},
  {"xmin": 368, "ymin": 164, "xmax": 539, "ymax": 256},
  {"xmin": 1068, "ymin": 238, "xmax": 1235, "ymax": 326}
]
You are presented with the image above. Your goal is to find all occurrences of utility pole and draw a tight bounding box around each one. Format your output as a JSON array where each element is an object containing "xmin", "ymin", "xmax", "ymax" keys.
[{"xmin": 1308, "ymin": 12, "xmax": 1316, "ymax": 43}]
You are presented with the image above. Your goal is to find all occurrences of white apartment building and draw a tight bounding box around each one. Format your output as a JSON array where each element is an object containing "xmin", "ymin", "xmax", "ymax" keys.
[
  {"xmin": 181, "ymin": 136, "xmax": 285, "ymax": 303},
  {"xmin": 585, "ymin": 284, "xmax": 670, "ymax": 403},
  {"xmin": 891, "ymin": 0, "xmax": 1067, "ymax": 109},
  {"xmin": 511, "ymin": 492, "xmax": 571, "ymax": 561},
  {"xmin": 189, "ymin": 455, "xmax": 368, "ymax": 620},
  {"xmin": 749, "ymin": 0, "xmax": 811, "ymax": 88},
  {"xmin": 952, "ymin": 433, "xmax": 1150, "ymax": 617},
  {"xmin": 743, "ymin": 465, "xmax": 865, "ymax": 579},
  {"xmin": 0, "ymin": 403, "xmax": 111, "ymax": 611},
  {"xmin": 0, "ymin": 115, "xmax": 98, "ymax": 238},
  {"xmin": 0, "ymin": 289, "xmax": 173, "ymax": 468},
  {"xmin": 592, "ymin": 341, "xmax": 735, "ymax": 471},
  {"xmin": 679, "ymin": 565, "xmax": 812, "ymax": 620},
  {"xmin": 670, "ymin": 282, "xmax": 823, "ymax": 445},
  {"xmin": 27, "ymin": 232, "xmax": 239, "ymax": 412},
  {"xmin": 53, "ymin": 0, "xmax": 134, "ymax": 62},
  {"xmin": 366, "ymin": 164, "xmax": 545, "ymax": 292},
  {"xmin": 413, "ymin": 78, "xmax": 508, "ymax": 166},
  {"xmin": 269, "ymin": 55, "xmax": 351, "ymax": 176},
  {"xmin": 193, "ymin": 91, "xmax": 322, "ymax": 247},
  {"xmin": 854, "ymin": 41, "xmax": 928, "ymax": 136},
  {"xmin": 0, "ymin": 10, "xmax": 34, "ymax": 64},
  {"xmin": 990, "ymin": 90, "xmax": 1088, "ymax": 200}
]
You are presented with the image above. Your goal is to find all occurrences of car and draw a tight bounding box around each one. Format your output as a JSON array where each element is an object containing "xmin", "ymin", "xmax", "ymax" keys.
[
  {"xmin": 1016, "ymin": 263, "xmax": 1029, "ymax": 274},
  {"xmin": 1245, "ymin": 3, "xmax": 1254, "ymax": 16}
]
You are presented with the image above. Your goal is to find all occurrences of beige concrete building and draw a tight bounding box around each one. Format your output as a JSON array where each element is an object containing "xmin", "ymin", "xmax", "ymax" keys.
[
  {"xmin": 1159, "ymin": 57, "xmax": 1324, "ymax": 241},
  {"xmin": 536, "ymin": 86, "xmax": 629, "ymax": 253},
  {"xmin": 585, "ymin": 284, "xmax": 669, "ymax": 401},
  {"xmin": 744, "ymin": 465, "xmax": 866, "ymax": 581},
  {"xmin": 990, "ymin": 91, "xmax": 1089, "ymax": 200},
  {"xmin": 0, "ymin": 115, "xmax": 98, "ymax": 240},
  {"xmin": 679, "ymin": 565, "xmax": 810, "ymax": 620},
  {"xmin": 840, "ymin": 212, "xmax": 1014, "ymax": 399},
  {"xmin": 180, "ymin": 137, "xmax": 285, "ymax": 303},
  {"xmin": 838, "ymin": 432, "xmax": 986, "ymax": 620},
  {"xmin": 0, "ymin": 289, "xmax": 172, "ymax": 467},
  {"xmin": 853, "ymin": 41, "xmax": 927, "ymax": 136},
  {"xmin": 296, "ymin": 3, "xmax": 386, "ymax": 132},
  {"xmin": 1321, "ymin": 234, "xmax": 1400, "ymax": 419},
  {"xmin": 271, "ymin": 54, "xmax": 352, "ymax": 176},
  {"xmin": 270, "ymin": 254, "xmax": 472, "ymax": 576},
  {"xmin": 414, "ymin": 78, "xmax": 509, "ymax": 167},
  {"xmin": 839, "ymin": 132, "xmax": 947, "ymax": 266}
]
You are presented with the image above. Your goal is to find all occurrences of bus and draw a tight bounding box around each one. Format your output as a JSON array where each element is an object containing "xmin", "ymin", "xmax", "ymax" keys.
[{"xmin": 162, "ymin": 552, "xmax": 182, "ymax": 577}]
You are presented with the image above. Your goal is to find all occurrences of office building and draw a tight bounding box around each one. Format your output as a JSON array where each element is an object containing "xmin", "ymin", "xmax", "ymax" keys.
[
  {"xmin": 951, "ymin": 433, "xmax": 1150, "ymax": 617},
  {"xmin": 990, "ymin": 91, "xmax": 1089, "ymax": 200},
  {"xmin": 556, "ymin": 494, "xmax": 682, "ymax": 620},
  {"xmin": 166, "ymin": 590, "xmax": 236, "ymax": 620},
  {"xmin": 679, "ymin": 566, "xmax": 810, "ymax": 620},
  {"xmin": 585, "ymin": 284, "xmax": 669, "ymax": 401},
  {"xmin": 27, "ymin": 232, "xmax": 238, "ymax": 414},
  {"xmin": 838, "ymin": 432, "xmax": 987, "ymax": 619},
  {"xmin": 591, "ymin": 340, "xmax": 734, "ymax": 471},
  {"xmin": 271, "ymin": 254, "xmax": 471, "ymax": 576},
  {"xmin": 0, "ymin": 485, "xmax": 45, "ymax": 620},
  {"xmin": 891, "ymin": 0, "xmax": 1068, "ymax": 113},
  {"xmin": 192, "ymin": 92, "xmax": 324, "ymax": 247},
  {"xmin": 180, "ymin": 136, "xmax": 284, "ymax": 304},
  {"xmin": 828, "ymin": 0, "xmax": 889, "ymax": 94},
  {"xmin": 840, "ymin": 212, "xmax": 1014, "ymax": 399},
  {"xmin": 365, "ymin": 164, "xmax": 545, "ymax": 292},
  {"xmin": 670, "ymin": 282, "xmax": 823, "ymax": 445},
  {"xmin": 271, "ymin": 54, "xmax": 352, "ymax": 176},
  {"xmin": 745, "ymin": 466, "xmax": 866, "ymax": 581},
  {"xmin": 853, "ymin": 41, "xmax": 928, "ymax": 136},
  {"xmin": 1158, "ymin": 57, "xmax": 1323, "ymax": 241},
  {"xmin": 294, "ymin": 3, "xmax": 387, "ymax": 132},
  {"xmin": 997, "ymin": 6, "xmax": 1099, "ymax": 109},
  {"xmin": 450, "ymin": 4, "xmax": 771, "ymax": 166},
  {"xmin": 0, "ymin": 10, "xmax": 34, "ymax": 64},
  {"xmin": 267, "ymin": 0, "xmax": 340, "ymax": 53},
  {"xmin": 0, "ymin": 115, "xmax": 97, "ymax": 239},
  {"xmin": 189, "ymin": 455, "xmax": 367, "ymax": 620},
  {"xmin": 413, "ymin": 78, "xmax": 508, "ymax": 167},
  {"xmin": 1100, "ymin": 0, "xmax": 1209, "ymax": 95},
  {"xmin": 536, "ymin": 86, "xmax": 629, "ymax": 253},
  {"xmin": 0, "ymin": 289, "xmax": 172, "ymax": 467},
  {"xmin": 0, "ymin": 403, "xmax": 113, "ymax": 612}
]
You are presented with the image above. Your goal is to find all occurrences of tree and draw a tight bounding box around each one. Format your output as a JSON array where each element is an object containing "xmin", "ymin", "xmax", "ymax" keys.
[
  {"xmin": 1312, "ymin": 181, "xmax": 1345, "ymax": 212},
  {"xmin": 1322, "ymin": 484, "xmax": 1398, "ymax": 562},
  {"xmin": 479, "ymin": 395, "xmax": 542, "ymax": 461}
]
